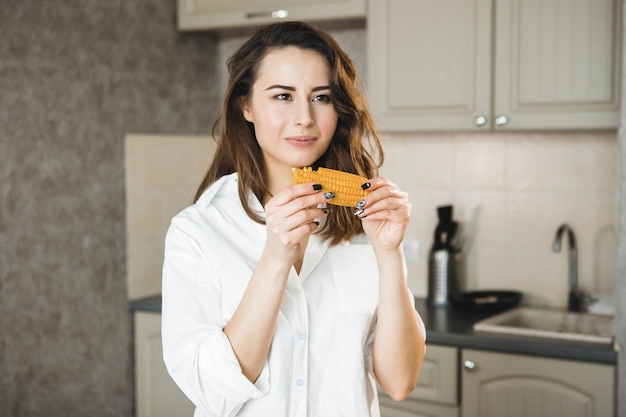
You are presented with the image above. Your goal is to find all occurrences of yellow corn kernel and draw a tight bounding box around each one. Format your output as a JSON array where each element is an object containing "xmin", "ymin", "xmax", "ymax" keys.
[{"xmin": 292, "ymin": 167, "xmax": 368, "ymax": 207}]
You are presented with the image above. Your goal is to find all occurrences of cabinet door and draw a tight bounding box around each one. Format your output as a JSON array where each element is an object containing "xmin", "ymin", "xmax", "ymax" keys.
[
  {"xmin": 135, "ymin": 312, "xmax": 195, "ymax": 417},
  {"xmin": 461, "ymin": 349, "xmax": 615, "ymax": 417},
  {"xmin": 367, "ymin": 0, "xmax": 493, "ymax": 131},
  {"xmin": 494, "ymin": 0, "xmax": 621, "ymax": 129},
  {"xmin": 178, "ymin": 0, "xmax": 366, "ymax": 31}
]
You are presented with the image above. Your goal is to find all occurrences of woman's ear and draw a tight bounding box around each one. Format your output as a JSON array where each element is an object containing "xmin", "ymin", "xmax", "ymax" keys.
[{"xmin": 241, "ymin": 97, "xmax": 253, "ymax": 123}]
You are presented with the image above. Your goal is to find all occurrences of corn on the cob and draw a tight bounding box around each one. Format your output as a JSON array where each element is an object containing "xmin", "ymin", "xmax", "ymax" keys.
[{"xmin": 292, "ymin": 167, "xmax": 368, "ymax": 207}]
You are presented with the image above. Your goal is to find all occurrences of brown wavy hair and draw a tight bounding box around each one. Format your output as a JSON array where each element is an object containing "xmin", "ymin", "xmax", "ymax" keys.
[{"xmin": 195, "ymin": 21, "xmax": 383, "ymax": 245}]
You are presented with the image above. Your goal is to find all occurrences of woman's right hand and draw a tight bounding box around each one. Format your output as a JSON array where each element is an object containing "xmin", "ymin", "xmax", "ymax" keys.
[{"xmin": 263, "ymin": 183, "xmax": 332, "ymax": 265}]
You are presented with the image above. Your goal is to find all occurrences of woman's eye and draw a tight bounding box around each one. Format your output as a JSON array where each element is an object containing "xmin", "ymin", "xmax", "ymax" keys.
[
  {"xmin": 312, "ymin": 94, "xmax": 331, "ymax": 103},
  {"xmin": 275, "ymin": 93, "xmax": 291, "ymax": 101}
]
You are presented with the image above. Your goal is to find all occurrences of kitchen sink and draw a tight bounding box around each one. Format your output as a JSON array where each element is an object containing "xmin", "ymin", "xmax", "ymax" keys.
[{"xmin": 473, "ymin": 307, "xmax": 615, "ymax": 345}]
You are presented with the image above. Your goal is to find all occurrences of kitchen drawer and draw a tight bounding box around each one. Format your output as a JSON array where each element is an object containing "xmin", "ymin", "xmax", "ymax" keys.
[
  {"xmin": 409, "ymin": 344, "xmax": 458, "ymax": 405},
  {"xmin": 378, "ymin": 344, "xmax": 459, "ymax": 415}
]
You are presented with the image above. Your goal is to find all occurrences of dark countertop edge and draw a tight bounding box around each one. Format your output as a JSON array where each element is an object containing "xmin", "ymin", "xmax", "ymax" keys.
[
  {"xmin": 130, "ymin": 294, "xmax": 162, "ymax": 314},
  {"xmin": 129, "ymin": 294, "xmax": 617, "ymax": 365},
  {"xmin": 426, "ymin": 331, "xmax": 617, "ymax": 365}
]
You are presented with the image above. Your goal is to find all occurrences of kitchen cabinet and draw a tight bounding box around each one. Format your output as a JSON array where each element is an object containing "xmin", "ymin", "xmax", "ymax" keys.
[
  {"xmin": 178, "ymin": 0, "xmax": 366, "ymax": 31},
  {"xmin": 367, "ymin": 0, "xmax": 621, "ymax": 131},
  {"xmin": 461, "ymin": 349, "xmax": 615, "ymax": 417},
  {"xmin": 134, "ymin": 312, "xmax": 195, "ymax": 417},
  {"xmin": 379, "ymin": 345, "xmax": 459, "ymax": 417}
]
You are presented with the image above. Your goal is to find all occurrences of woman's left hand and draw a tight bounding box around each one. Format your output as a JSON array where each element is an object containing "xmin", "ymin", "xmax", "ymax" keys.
[{"xmin": 355, "ymin": 177, "xmax": 411, "ymax": 251}]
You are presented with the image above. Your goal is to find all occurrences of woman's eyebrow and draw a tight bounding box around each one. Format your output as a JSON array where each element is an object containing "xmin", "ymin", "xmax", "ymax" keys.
[
  {"xmin": 265, "ymin": 84, "xmax": 295, "ymax": 91},
  {"xmin": 264, "ymin": 84, "xmax": 331, "ymax": 91}
]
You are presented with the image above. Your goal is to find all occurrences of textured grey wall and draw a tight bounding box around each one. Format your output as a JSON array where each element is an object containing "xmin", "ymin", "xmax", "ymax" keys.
[
  {"xmin": 0, "ymin": 1, "xmax": 218, "ymax": 415},
  {"xmin": 618, "ymin": 1, "xmax": 625, "ymax": 415}
]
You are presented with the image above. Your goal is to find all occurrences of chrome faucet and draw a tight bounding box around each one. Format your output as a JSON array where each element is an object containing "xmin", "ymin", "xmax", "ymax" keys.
[{"xmin": 552, "ymin": 224, "xmax": 582, "ymax": 312}]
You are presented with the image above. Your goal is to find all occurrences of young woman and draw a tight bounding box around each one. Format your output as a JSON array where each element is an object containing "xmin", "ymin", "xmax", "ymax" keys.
[{"xmin": 162, "ymin": 21, "xmax": 425, "ymax": 417}]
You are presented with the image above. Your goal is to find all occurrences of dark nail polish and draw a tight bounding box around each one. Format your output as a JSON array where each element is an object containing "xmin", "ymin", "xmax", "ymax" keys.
[
  {"xmin": 321, "ymin": 207, "xmax": 329, "ymax": 214},
  {"xmin": 356, "ymin": 199, "xmax": 366, "ymax": 208},
  {"xmin": 354, "ymin": 208, "xmax": 364, "ymax": 216},
  {"xmin": 313, "ymin": 183, "xmax": 323, "ymax": 191},
  {"xmin": 314, "ymin": 220, "xmax": 320, "ymax": 226},
  {"xmin": 325, "ymin": 192, "xmax": 336, "ymax": 200},
  {"xmin": 361, "ymin": 182, "xmax": 371, "ymax": 190}
]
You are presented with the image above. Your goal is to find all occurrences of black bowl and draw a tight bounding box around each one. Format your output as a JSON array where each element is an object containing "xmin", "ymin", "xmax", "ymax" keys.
[{"xmin": 452, "ymin": 290, "xmax": 522, "ymax": 313}]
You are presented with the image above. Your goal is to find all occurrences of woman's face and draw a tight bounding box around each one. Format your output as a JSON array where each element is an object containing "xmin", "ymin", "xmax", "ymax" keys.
[{"xmin": 242, "ymin": 46, "xmax": 338, "ymax": 175}]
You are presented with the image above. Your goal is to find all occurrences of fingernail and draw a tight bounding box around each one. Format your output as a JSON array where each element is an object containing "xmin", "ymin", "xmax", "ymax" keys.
[
  {"xmin": 313, "ymin": 183, "xmax": 323, "ymax": 191},
  {"xmin": 314, "ymin": 220, "xmax": 320, "ymax": 226},
  {"xmin": 361, "ymin": 182, "xmax": 371, "ymax": 190},
  {"xmin": 354, "ymin": 208, "xmax": 364, "ymax": 216},
  {"xmin": 321, "ymin": 207, "xmax": 329, "ymax": 214},
  {"xmin": 356, "ymin": 199, "xmax": 366, "ymax": 208},
  {"xmin": 325, "ymin": 192, "xmax": 336, "ymax": 200}
]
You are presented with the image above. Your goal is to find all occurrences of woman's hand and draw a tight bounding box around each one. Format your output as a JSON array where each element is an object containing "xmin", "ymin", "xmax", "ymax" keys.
[
  {"xmin": 354, "ymin": 178, "xmax": 411, "ymax": 252},
  {"xmin": 263, "ymin": 183, "xmax": 331, "ymax": 265}
]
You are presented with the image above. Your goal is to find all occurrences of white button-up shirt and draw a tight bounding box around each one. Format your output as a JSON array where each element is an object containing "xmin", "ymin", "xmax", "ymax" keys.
[{"xmin": 162, "ymin": 173, "xmax": 420, "ymax": 417}]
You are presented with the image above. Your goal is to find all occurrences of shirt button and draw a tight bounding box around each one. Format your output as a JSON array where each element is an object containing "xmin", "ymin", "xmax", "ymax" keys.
[
  {"xmin": 296, "ymin": 378, "xmax": 304, "ymax": 387},
  {"xmin": 298, "ymin": 332, "xmax": 306, "ymax": 341}
]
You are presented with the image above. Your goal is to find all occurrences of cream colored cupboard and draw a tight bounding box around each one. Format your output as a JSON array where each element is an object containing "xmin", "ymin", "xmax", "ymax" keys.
[
  {"xmin": 379, "ymin": 345, "xmax": 459, "ymax": 417},
  {"xmin": 367, "ymin": 0, "xmax": 621, "ymax": 131},
  {"xmin": 379, "ymin": 345, "xmax": 614, "ymax": 417},
  {"xmin": 134, "ymin": 312, "xmax": 195, "ymax": 417},
  {"xmin": 461, "ymin": 349, "xmax": 615, "ymax": 417},
  {"xmin": 178, "ymin": 0, "xmax": 366, "ymax": 31},
  {"xmin": 368, "ymin": 0, "xmax": 492, "ymax": 132}
]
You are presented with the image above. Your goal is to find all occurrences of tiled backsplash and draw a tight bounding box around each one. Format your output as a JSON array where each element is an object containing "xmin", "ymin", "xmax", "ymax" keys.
[
  {"xmin": 125, "ymin": 134, "xmax": 216, "ymax": 299},
  {"xmin": 126, "ymin": 131, "xmax": 618, "ymax": 309},
  {"xmin": 381, "ymin": 131, "xmax": 619, "ymax": 308}
]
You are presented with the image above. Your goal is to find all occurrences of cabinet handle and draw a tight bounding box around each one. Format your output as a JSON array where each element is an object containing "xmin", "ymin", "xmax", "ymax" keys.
[
  {"xmin": 246, "ymin": 10, "xmax": 288, "ymax": 19},
  {"xmin": 473, "ymin": 116, "xmax": 487, "ymax": 127},
  {"xmin": 494, "ymin": 115, "xmax": 509, "ymax": 126},
  {"xmin": 464, "ymin": 360, "xmax": 477, "ymax": 371}
]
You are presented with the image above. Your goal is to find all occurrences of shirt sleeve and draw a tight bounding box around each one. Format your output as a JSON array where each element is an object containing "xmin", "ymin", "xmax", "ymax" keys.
[{"xmin": 161, "ymin": 212, "xmax": 270, "ymax": 417}]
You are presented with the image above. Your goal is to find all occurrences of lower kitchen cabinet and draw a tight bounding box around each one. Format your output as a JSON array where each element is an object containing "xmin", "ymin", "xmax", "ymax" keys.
[
  {"xmin": 134, "ymin": 314, "xmax": 616, "ymax": 417},
  {"xmin": 134, "ymin": 312, "xmax": 195, "ymax": 417},
  {"xmin": 379, "ymin": 345, "xmax": 459, "ymax": 417},
  {"xmin": 461, "ymin": 349, "xmax": 615, "ymax": 417}
]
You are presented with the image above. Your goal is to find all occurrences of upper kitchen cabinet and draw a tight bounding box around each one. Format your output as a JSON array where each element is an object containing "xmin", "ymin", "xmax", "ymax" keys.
[
  {"xmin": 367, "ymin": 0, "xmax": 621, "ymax": 132},
  {"xmin": 178, "ymin": 0, "xmax": 366, "ymax": 31},
  {"xmin": 494, "ymin": 0, "xmax": 621, "ymax": 130},
  {"xmin": 368, "ymin": 0, "xmax": 492, "ymax": 131}
]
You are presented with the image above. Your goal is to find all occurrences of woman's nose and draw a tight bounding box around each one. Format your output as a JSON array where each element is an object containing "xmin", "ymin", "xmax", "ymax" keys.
[{"xmin": 294, "ymin": 102, "xmax": 313, "ymax": 126}]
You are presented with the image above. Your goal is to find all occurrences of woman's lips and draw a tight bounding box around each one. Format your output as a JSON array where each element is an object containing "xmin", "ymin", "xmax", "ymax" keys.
[{"xmin": 285, "ymin": 135, "xmax": 317, "ymax": 147}]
